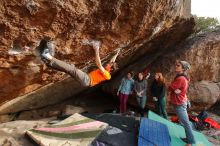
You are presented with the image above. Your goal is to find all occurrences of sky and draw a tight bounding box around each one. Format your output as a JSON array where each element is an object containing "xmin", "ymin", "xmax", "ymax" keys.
[{"xmin": 191, "ymin": 0, "xmax": 220, "ymax": 21}]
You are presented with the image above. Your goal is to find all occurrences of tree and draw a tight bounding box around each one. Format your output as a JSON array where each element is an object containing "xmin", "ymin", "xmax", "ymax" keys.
[{"xmin": 193, "ymin": 15, "xmax": 220, "ymax": 35}]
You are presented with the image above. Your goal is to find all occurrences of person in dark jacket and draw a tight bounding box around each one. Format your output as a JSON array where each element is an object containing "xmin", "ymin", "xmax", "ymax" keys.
[
  {"xmin": 134, "ymin": 72, "xmax": 148, "ymax": 116},
  {"xmin": 151, "ymin": 72, "xmax": 168, "ymax": 119}
]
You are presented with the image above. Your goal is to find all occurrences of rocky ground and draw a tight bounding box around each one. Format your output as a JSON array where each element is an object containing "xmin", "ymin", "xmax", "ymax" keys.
[
  {"xmin": 0, "ymin": 119, "xmax": 49, "ymax": 146},
  {"xmin": 0, "ymin": 97, "xmax": 118, "ymax": 146},
  {"xmin": 0, "ymin": 113, "xmax": 220, "ymax": 146},
  {"xmin": 200, "ymin": 111, "xmax": 220, "ymax": 146},
  {"xmin": 0, "ymin": 101, "xmax": 220, "ymax": 146},
  {"xmin": 204, "ymin": 103, "xmax": 220, "ymax": 146}
]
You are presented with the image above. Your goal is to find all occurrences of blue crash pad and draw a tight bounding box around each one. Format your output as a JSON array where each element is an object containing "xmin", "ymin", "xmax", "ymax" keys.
[{"xmin": 138, "ymin": 118, "xmax": 171, "ymax": 146}]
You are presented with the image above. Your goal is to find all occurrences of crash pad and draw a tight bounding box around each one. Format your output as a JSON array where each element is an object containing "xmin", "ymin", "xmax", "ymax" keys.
[
  {"xmin": 26, "ymin": 113, "xmax": 108, "ymax": 146},
  {"xmin": 87, "ymin": 113, "xmax": 138, "ymax": 146},
  {"xmin": 148, "ymin": 111, "xmax": 211, "ymax": 146},
  {"xmin": 138, "ymin": 118, "xmax": 171, "ymax": 146}
]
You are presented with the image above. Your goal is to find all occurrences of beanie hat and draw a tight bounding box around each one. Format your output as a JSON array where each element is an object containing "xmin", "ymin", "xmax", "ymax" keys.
[{"xmin": 180, "ymin": 61, "xmax": 191, "ymax": 71}]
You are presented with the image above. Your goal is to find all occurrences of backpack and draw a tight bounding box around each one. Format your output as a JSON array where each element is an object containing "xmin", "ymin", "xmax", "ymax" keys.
[
  {"xmin": 197, "ymin": 111, "xmax": 208, "ymax": 121},
  {"xmin": 204, "ymin": 118, "xmax": 220, "ymax": 130}
]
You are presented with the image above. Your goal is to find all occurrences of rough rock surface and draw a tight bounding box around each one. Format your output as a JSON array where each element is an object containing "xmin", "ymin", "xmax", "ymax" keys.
[
  {"xmin": 150, "ymin": 30, "xmax": 220, "ymax": 82},
  {"xmin": 0, "ymin": 0, "xmax": 194, "ymax": 114},
  {"xmin": 105, "ymin": 30, "xmax": 220, "ymax": 112},
  {"xmin": 150, "ymin": 30, "xmax": 220, "ymax": 111},
  {"xmin": 188, "ymin": 81, "xmax": 220, "ymax": 111},
  {"xmin": 0, "ymin": 90, "xmax": 117, "ymax": 123}
]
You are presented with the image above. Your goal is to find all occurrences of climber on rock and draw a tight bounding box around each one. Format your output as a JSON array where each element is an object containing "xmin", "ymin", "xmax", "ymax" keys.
[{"xmin": 36, "ymin": 39, "xmax": 121, "ymax": 87}]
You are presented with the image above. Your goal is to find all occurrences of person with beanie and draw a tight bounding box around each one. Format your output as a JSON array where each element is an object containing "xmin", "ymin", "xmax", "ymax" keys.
[
  {"xmin": 168, "ymin": 60, "xmax": 195, "ymax": 146},
  {"xmin": 117, "ymin": 72, "xmax": 134, "ymax": 113},
  {"xmin": 36, "ymin": 39, "xmax": 121, "ymax": 87}
]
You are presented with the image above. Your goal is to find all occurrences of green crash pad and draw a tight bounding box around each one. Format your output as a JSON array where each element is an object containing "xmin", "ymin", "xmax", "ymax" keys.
[{"xmin": 148, "ymin": 111, "xmax": 211, "ymax": 146}]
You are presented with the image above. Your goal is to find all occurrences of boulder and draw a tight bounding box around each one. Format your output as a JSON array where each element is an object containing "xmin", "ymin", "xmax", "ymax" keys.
[
  {"xmin": 0, "ymin": 0, "xmax": 194, "ymax": 114},
  {"xmin": 150, "ymin": 30, "xmax": 220, "ymax": 111},
  {"xmin": 105, "ymin": 30, "xmax": 220, "ymax": 112},
  {"xmin": 188, "ymin": 81, "xmax": 220, "ymax": 111}
]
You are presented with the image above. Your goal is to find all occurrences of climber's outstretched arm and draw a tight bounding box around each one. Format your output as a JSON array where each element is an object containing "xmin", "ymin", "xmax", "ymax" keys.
[
  {"xmin": 109, "ymin": 48, "xmax": 121, "ymax": 63},
  {"xmin": 93, "ymin": 45, "xmax": 105, "ymax": 73}
]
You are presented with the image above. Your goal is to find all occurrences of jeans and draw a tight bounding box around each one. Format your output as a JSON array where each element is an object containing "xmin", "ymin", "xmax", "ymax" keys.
[
  {"xmin": 48, "ymin": 58, "xmax": 91, "ymax": 86},
  {"xmin": 156, "ymin": 97, "xmax": 168, "ymax": 119},
  {"xmin": 136, "ymin": 96, "xmax": 147, "ymax": 109},
  {"xmin": 119, "ymin": 93, "xmax": 129, "ymax": 113},
  {"xmin": 136, "ymin": 96, "xmax": 147, "ymax": 117},
  {"xmin": 174, "ymin": 102, "xmax": 196, "ymax": 144}
]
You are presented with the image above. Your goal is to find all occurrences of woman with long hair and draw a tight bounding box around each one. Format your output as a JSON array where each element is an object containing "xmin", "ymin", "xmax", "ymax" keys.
[
  {"xmin": 169, "ymin": 60, "xmax": 195, "ymax": 146},
  {"xmin": 151, "ymin": 72, "xmax": 168, "ymax": 119}
]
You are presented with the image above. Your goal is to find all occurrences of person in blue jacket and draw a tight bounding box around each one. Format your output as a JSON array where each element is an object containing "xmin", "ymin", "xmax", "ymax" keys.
[{"xmin": 117, "ymin": 72, "xmax": 134, "ymax": 113}]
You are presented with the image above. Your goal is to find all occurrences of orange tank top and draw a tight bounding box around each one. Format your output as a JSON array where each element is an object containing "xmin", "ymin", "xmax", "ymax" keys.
[{"xmin": 89, "ymin": 69, "xmax": 111, "ymax": 86}]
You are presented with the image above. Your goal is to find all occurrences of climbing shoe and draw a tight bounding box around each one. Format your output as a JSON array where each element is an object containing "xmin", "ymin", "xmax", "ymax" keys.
[{"xmin": 36, "ymin": 39, "xmax": 55, "ymax": 62}]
